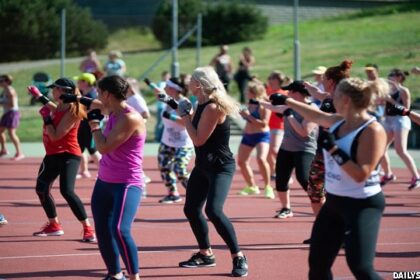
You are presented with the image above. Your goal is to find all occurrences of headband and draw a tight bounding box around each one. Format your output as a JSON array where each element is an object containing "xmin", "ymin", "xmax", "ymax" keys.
[{"xmin": 166, "ymin": 80, "xmax": 183, "ymax": 92}]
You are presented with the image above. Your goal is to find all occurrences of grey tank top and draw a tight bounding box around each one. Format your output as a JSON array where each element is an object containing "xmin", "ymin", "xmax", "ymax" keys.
[{"xmin": 280, "ymin": 105, "xmax": 318, "ymax": 154}]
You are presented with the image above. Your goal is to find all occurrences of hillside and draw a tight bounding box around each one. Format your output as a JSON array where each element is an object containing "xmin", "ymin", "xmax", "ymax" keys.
[{"xmin": 3, "ymin": 6, "xmax": 420, "ymax": 142}]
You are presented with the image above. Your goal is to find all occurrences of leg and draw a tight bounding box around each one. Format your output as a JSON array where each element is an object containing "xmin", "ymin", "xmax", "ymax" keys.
[
  {"xmin": 380, "ymin": 130, "xmax": 394, "ymax": 176},
  {"xmin": 237, "ymin": 144, "xmax": 255, "ymax": 187},
  {"xmin": 275, "ymin": 150, "xmax": 295, "ymax": 210},
  {"xmin": 308, "ymin": 152, "xmax": 326, "ymax": 216},
  {"xmin": 0, "ymin": 126, "xmax": 7, "ymax": 155},
  {"xmin": 394, "ymin": 129, "xmax": 419, "ymax": 178},
  {"xmin": 35, "ymin": 155, "xmax": 60, "ymax": 220},
  {"xmin": 267, "ymin": 130, "xmax": 284, "ymax": 179},
  {"xmin": 344, "ymin": 193, "xmax": 385, "ymax": 280},
  {"xmin": 158, "ymin": 144, "xmax": 177, "ymax": 192},
  {"xmin": 184, "ymin": 167, "xmax": 211, "ymax": 252},
  {"xmin": 255, "ymin": 142, "xmax": 270, "ymax": 186},
  {"xmin": 309, "ymin": 195, "xmax": 345, "ymax": 280},
  {"xmin": 173, "ymin": 147, "xmax": 193, "ymax": 189},
  {"xmin": 7, "ymin": 128, "xmax": 23, "ymax": 157},
  {"xmin": 111, "ymin": 184, "xmax": 142, "ymax": 277},
  {"xmin": 294, "ymin": 152, "xmax": 315, "ymax": 193},
  {"xmin": 91, "ymin": 179, "xmax": 122, "ymax": 275},
  {"xmin": 58, "ymin": 154, "xmax": 88, "ymax": 221},
  {"xmin": 205, "ymin": 162, "xmax": 241, "ymax": 254}
]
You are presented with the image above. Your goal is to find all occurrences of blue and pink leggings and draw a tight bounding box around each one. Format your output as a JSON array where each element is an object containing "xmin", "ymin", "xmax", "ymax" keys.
[{"xmin": 91, "ymin": 179, "xmax": 143, "ymax": 275}]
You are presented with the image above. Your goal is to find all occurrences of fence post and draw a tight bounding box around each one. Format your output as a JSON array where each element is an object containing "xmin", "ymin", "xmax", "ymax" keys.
[
  {"xmin": 293, "ymin": 0, "xmax": 301, "ymax": 80},
  {"xmin": 171, "ymin": 0, "xmax": 180, "ymax": 78},
  {"xmin": 60, "ymin": 8, "xmax": 66, "ymax": 77},
  {"xmin": 196, "ymin": 13, "xmax": 202, "ymax": 68}
]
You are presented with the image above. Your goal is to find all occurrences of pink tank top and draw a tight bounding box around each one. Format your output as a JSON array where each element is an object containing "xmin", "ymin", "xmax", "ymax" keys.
[{"xmin": 98, "ymin": 106, "xmax": 145, "ymax": 186}]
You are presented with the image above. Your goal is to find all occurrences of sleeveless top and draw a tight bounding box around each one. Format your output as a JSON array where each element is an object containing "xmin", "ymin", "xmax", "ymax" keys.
[
  {"xmin": 191, "ymin": 100, "xmax": 234, "ymax": 168},
  {"xmin": 43, "ymin": 108, "xmax": 81, "ymax": 156},
  {"xmin": 98, "ymin": 106, "xmax": 145, "ymax": 186},
  {"xmin": 267, "ymin": 88, "xmax": 287, "ymax": 130},
  {"xmin": 161, "ymin": 106, "xmax": 193, "ymax": 148},
  {"xmin": 316, "ymin": 98, "xmax": 337, "ymax": 153},
  {"xmin": 280, "ymin": 104, "xmax": 318, "ymax": 154},
  {"xmin": 323, "ymin": 118, "xmax": 381, "ymax": 198},
  {"xmin": 385, "ymin": 90, "xmax": 403, "ymax": 116}
]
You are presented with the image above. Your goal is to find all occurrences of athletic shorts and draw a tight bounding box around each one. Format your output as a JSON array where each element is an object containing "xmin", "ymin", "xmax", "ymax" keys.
[
  {"xmin": 241, "ymin": 131, "xmax": 270, "ymax": 148},
  {"xmin": 383, "ymin": 116, "xmax": 411, "ymax": 132},
  {"xmin": 0, "ymin": 110, "xmax": 20, "ymax": 129}
]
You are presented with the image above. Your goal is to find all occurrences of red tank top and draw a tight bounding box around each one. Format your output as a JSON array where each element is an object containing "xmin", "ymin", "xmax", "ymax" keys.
[
  {"xmin": 267, "ymin": 87, "xmax": 288, "ymax": 130},
  {"xmin": 43, "ymin": 108, "xmax": 82, "ymax": 156}
]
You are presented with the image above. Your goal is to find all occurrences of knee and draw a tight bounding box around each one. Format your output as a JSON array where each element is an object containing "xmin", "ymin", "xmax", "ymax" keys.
[
  {"xmin": 184, "ymin": 204, "xmax": 198, "ymax": 220},
  {"xmin": 205, "ymin": 206, "xmax": 222, "ymax": 222},
  {"xmin": 60, "ymin": 188, "xmax": 75, "ymax": 199},
  {"xmin": 256, "ymin": 156, "xmax": 266, "ymax": 166},
  {"xmin": 236, "ymin": 157, "xmax": 247, "ymax": 167},
  {"xmin": 348, "ymin": 263, "xmax": 375, "ymax": 280},
  {"xmin": 35, "ymin": 180, "xmax": 50, "ymax": 197}
]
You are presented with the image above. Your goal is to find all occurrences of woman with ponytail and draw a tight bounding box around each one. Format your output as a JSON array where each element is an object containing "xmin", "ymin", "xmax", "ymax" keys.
[
  {"xmin": 177, "ymin": 66, "xmax": 248, "ymax": 277},
  {"xmin": 272, "ymin": 77, "xmax": 387, "ymax": 279},
  {"xmin": 27, "ymin": 78, "xmax": 95, "ymax": 242}
]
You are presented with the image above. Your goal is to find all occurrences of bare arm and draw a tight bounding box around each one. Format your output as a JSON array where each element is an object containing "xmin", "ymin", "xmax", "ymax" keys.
[
  {"xmin": 303, "ymin": 81, "xmax": 330, "ymax": 102},
  {"xmin": 244, "ymin": 105, "xmax": 270, "ymax": 128},
  {"xmin": 287, "ymin": 116, "xmax": 318, "ymax": 138},
  {"xmin": 91, "ymin": 112, "xmax": 143, "ymax": 154},
  {"xmin": 337, "ymin": 123, "xmax": 386, "ymax": 182},
  {"xmin": 285, "ymin": 98, "xmax": 342, "ymax": 128},
  {"xmin": 45, "ymin": 111, "xmax": 78, "ymax": 141},
  {"xmin": 181, "ymin": 103, "xmax": 222, "ymax": 147}
]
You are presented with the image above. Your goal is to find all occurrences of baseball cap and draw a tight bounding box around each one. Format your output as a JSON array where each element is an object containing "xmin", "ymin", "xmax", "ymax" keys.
[
  {"xmin": 281, "ymin": 80, "xmax": 309, "ymax": 95},
  {"xmin": 73, "ymin": 73, "xmax": 96, "ymax": 86},
  {"xmin": 312, "ymin": 66, "xmax": 327, "ymax": 75},
  {"xmin": 47, "ymin": 78, "xmax": 76, "ymax": 90}
]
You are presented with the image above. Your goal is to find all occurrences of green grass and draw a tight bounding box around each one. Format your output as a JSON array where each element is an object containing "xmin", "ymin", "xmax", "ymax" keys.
[{"xmin": 6, "ymin": 6, "xmax": 420, "ymax": 142}]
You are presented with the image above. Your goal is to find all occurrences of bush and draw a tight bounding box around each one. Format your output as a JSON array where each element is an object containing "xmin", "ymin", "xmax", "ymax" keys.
[
  {"xmin": 203, "ymin": 2, "xmax": 268, "ymax": 45},
  {"xmin": 151, "ymin": 0, "xmax": 268, "ymax": 47},
  {"xmin": 0, "ymin": 0, "xmax": 108, "ymax": 62}
]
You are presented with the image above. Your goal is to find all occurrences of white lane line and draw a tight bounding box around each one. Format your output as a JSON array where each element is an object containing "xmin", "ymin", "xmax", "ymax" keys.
[{"xmin": 1, "ymin": 242, "xmax": 420, "ymax": 261}]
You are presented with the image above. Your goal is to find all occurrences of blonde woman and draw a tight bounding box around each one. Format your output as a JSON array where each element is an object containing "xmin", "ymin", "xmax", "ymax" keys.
[
  {"xmin": 178, "ymin": 66, "xmax": 248, "ymax": 277},
  {"xmin": 237, "ymin": 79, "xmax": 274, "ymax": 199},
  {"xmin": 275, "ymin": 78, "xmax": 387, "ymax": 280}
]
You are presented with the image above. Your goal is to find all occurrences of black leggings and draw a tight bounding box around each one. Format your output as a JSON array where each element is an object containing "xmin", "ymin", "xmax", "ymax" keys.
[
  {"xmin": 35, "ymin": 153, "xmax": 87, "ymax": 221},
  {"xmin": 309, "ymin": 192, "xmax": 385, "ymax": 280},
  {"xmin": 275, "ymin": 149, "xmax": 315, "ymax": 192},
  {"xmin": 183, "ymin": 162, "xmax": 240, "ymax": 254}
]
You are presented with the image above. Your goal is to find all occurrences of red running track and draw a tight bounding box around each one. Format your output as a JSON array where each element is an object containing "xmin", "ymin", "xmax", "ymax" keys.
[{"xmin": 0, "ymin": 157, "xmax": 419, "ymax": 279}]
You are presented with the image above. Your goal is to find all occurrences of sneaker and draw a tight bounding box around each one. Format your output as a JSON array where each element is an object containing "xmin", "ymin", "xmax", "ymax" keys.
[
  {"xmin": 143, "ymin": 175, "xmax": 152, "ymax": 184},
  {"xmin": 264, "ymin": 186, "xmax": 275, "ymax": 199},
  {"xmin": 0, "ymin": 214, "xmax": 8, "ymax": 225},
  {"xmin": 408, "ymin": 177, "xmax": 420, "ymax": 191},
  {"xmin": 33, "ymin": 222, "xmax": 64, "ymax": 236},
  {"xmin": 103, "ymin": 273, "xmax": 126, "ymax": 280},
  {"xmin": 0, "ymin": 150, "xmax": 9, "ymax": 157},
  {"xmin": 232, "ymin": 255, "xmax": 248, "ymax": 277},
  {"xmin": 238, "ymin": 186, "xmax": 260, "ymax": 195},
  {"xmin": 380, "ymin": 174, "xmax": 396, "ymax": 186},
  {"xmin": 274, "ymin": 208, "xmax": 293, "ymax": 219},
  {"xmin": 303, "ymin": 238, "xmax": 311, "ymax": 244},
  {"xmin": 159, "ymin": 194, "xmax": 182, "ymax": 204},
  {"xmin": 82, "ymin": 225, "xmax": 96, "ymax": 242},
  {"xmin": 179, "ymin": 252, "xmax": 216, "ymax": 268},
  {"xmin": 11, "ymin": 154, "xmax": 25, "ymax": 161}
]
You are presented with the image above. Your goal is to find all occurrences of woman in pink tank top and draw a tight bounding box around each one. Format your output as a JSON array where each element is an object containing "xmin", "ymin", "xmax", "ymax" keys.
[{"xmin": 77, "ymin": 75, "xmax": 146, "ymax": 280}]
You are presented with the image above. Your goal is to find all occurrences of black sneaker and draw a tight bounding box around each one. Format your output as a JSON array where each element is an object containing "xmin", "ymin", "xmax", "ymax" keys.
[
  {"xmin": 179, "ymin": 252, "xmax": 216, "ymax": 268},
  {"xmin": 303, "ymin": 238, "xmax": 311, "ymax": 244},
  {"xmin": 232, "ymin": 256, "xmax": 248, "ymax": 277},
  {"xmin": 159, "ymin": 194, "xmax": 182, "ymax": 204},
  {"xmin": 274, "ymin": 208, "xmax": 293, "ymax": 219}
]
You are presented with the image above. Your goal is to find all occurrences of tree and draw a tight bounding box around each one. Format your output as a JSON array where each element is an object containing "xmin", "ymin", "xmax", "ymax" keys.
[
  {"xmin": 151, "ymin": 0, "xmax": 268, "ymax": 48},
  {"xmin": 0, "ymin": 0, "xmax": 108, "ymax": 62}
]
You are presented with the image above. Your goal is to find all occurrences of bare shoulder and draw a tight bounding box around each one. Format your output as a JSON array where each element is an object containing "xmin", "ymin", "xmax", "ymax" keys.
[{"xmin": 362, "ymin": 121, "xmax": 386, "ymax": 141}]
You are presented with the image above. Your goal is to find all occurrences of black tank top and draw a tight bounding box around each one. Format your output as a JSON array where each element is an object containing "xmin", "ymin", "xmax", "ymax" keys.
[
  {"xmin": 385, "ymin": 90, "xmax": 402, "ymax": 116},
  {"xmin": 192, "ymin": 100, "xmax": 234, "ymax": 168}
]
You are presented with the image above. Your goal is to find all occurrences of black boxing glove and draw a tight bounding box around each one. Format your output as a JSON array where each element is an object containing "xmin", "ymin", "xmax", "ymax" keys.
[
  {"xmin": 321, "ymin": 132, "xmax": 350, "ymax": 166},
  {"xmin": 178, "ymin": 98, "xmax": 193, "ymax": 117},
  {"xmin": 283, "ymin": 108, "xmax": 293, "ymax": 117},
  {"xmin": 386, "ymin": 104, "xmax": 410, "ymax": 116},
  {"xmin": 60, "ymin": 94, "xmax": 93, "ymax": 110},
  {"xmin": 162, "ymin": 110, "xmax": 177, "ymax": 121},
  {"xmin": 270, "ymin": 94, "xmax": 289, "ymax": 105},
  {"xmin": 87, "ymin": 109, "xmax": 104, "ymax": 122},
  {"xmin": 249, "ymin": 98, "xmax": 259, "ymax": 105}
]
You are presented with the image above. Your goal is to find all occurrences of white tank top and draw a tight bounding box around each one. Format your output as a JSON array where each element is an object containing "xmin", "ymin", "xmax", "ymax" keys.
[
  {"xmin": 323, "ymin": 118, "xmax": 381, "ymax": 199},
  {"xmin": 161, "ymin": 105, "xmax": 193, "ymax": 148}
]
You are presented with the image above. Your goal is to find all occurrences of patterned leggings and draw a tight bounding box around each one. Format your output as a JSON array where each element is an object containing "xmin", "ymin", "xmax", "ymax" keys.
[{"xmin": 158, "ymin": 143, "xmax": 193, "ymax": 192}]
